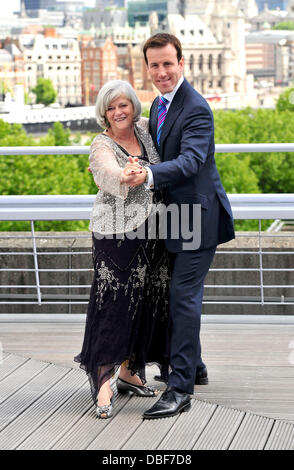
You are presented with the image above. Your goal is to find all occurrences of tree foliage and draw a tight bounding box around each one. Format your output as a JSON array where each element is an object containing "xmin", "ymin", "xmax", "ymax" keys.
[
  {"xmin": 32, "ymin": 78, "xmax": 57, "ymax": 106},
  {"xmin": 276, "ymin": 87, "xmax": 294, "ymax": 112},
  {"xmin": 0, "ymin": 119, "xmax": 95, "ymax": 231},
  {"xmin": 213, "ymin": 107, "xmax": 294, "ymax": 194},
  {"xmin": 1, "ymin": 95, "xmax": 294, "ymax": 231},
  {"xmin": 273, "ymin": 21, "xmax": 294, "ymax": 30}
]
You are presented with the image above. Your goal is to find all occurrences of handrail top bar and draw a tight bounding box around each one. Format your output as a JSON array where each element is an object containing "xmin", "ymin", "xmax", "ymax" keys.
[
  {"xmin": 216, "ymin": 143, "xmax": 294, "ymax": 153},
  {"xmin": 1, "ymin": 194, "xmax": 294, "ymax": 203},
  {"xmin": 0, "ymin": 143, "xmax": 294, "ymax": 155},
  {"xmin": 0, "ymin": 146, "xmax": 89, "ymax": 155},
  {"xmin": 0, "ymin": 195, "xmax": 95, "ymax": 203},
  {"xmin": 0, "ymin": 194, "xmax": 294, "ymax": 220}
]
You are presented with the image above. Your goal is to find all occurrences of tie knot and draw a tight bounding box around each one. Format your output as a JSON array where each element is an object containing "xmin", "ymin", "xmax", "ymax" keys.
[{"xmin": 159, "ymin": 96, "xmax": 168, "ymax": 106}]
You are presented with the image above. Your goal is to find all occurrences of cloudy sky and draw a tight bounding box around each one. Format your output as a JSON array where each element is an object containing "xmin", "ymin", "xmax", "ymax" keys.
[{"xmin": 2, "ymin": 0, "xmax": 96, "ymax": 17}]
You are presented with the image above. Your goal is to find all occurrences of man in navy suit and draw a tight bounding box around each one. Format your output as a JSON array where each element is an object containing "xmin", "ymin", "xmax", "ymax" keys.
[{"xmin": 124, "ymin": 33, "xmax": 235, "ymax": 419}]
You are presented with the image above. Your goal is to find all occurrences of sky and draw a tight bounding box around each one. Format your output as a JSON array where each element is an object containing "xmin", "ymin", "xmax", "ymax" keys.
[{"xmin": 1, "ymin": 0, "xmax": 96, "ymax": 17}]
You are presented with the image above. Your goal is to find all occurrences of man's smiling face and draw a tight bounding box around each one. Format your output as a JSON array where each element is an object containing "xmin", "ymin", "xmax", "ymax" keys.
[{"xmin": 146, "ymin": 43, "xmax": 184, "ymax": 95}]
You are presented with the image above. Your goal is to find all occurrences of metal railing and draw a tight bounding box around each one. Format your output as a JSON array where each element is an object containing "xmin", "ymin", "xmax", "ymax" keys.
[{"xmin": 0, "ymin": 144, "xmax": 294, "ymax": 310}]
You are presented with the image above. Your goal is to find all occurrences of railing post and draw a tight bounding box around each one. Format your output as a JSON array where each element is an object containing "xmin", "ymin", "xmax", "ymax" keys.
[
  {"xmin": 258, "ymin": 219, "xmax": 265, "ymax": 306},
  {"xmin": 30, "ymin": 221, "xmax": 42, "ymax": 306}
]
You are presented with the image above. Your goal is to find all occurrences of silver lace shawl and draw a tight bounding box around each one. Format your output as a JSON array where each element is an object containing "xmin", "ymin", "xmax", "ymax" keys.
[{"xmin": 89, "ymin": 117, "xmax": 160, "ymax": 234}]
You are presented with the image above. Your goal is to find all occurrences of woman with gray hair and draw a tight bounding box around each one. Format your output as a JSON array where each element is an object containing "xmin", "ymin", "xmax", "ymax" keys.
[{"xmin": 74, "ymin": 80, "xmax": 170, "ymax": 419}]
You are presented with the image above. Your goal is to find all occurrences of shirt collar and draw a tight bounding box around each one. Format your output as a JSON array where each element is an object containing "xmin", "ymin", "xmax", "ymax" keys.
[{"xmin": 162, "ymin": 75, "xmax": 184, "ymax": 104}]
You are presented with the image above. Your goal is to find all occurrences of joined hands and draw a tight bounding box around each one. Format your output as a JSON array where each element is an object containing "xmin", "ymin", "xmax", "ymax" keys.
[
  {"xmin": 88, "ymin": 157, "xmax": 147, "ymax": 189},
  {"xmin": 120, "ymin": 157, "xmax": 147, "ymax": 187}
]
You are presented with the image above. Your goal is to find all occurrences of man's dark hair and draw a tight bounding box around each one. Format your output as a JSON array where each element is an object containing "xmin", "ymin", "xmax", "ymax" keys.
[{"xmin": 143, "ymin": 33, "xmax": 182, "ymax": 64}]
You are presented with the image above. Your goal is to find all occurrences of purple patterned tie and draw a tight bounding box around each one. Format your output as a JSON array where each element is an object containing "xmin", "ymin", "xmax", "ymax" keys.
[{"xmin": 157, "ymin": 96, "xmax": 169, "ymax": 147}]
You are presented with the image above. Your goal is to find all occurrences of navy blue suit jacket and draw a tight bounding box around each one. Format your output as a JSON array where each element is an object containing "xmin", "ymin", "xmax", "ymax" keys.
[{"xmin": 149, "ymin": 78, "xmax": 235, "ymax": 253}]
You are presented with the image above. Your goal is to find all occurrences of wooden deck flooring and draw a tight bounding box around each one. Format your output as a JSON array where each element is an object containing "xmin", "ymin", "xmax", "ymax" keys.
[{"xmin": 1, "ymin": 322, "xmax": 294, "ymax": 450}]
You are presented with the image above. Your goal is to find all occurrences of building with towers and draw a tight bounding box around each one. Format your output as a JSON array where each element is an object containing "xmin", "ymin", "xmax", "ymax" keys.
[{"xmin": 148, "ymin": 0, "xmax": 248, "ymax": 95}]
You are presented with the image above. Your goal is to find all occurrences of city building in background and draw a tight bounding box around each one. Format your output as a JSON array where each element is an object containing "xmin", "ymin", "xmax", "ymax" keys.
[
  {"xmin": 250, "ymin": 4, "xmax": 290, "ymax": 30},
  {"xmin": 128, "ymin": 0, "xmax": 168, "ymax": 27},
  {"xmin": 1, "ymin": 0, "xmax": 294, "ymax": 115},
  {"xmin": 96, "ymin": 0, "xmax": 126, "ymax": 6},
  {"xmin": 83, "ymin": 0, "xmax": 127, "ymax": 30},
  {"xmin": 0, "ymin": 40, "xmax": 26, "ymax": 106},
  {"xmin": 255, "ymin": 0, "xmax": 289, "ymax": 11},
  {"xmin": 24, "ymin": 0, "xmax": 84, "ymax": 14},
  {"xmin": 148, "ymin": 0, "xmax": 247, "ymax": 96},
  {"xmin": 19, "ymin": 29, "xmax": 82, "ymax": 106},
  {"xmin": 246, "ymin": 29, "xmax": 294, "ymax": 86},
  {"xmin": 24, "ymin": 0, "xmax": 50, "ymax": 9},
  {"xmin": 81, "ymin": 36, "xmax": 118, "ymax": 105},
  {"xmin": 239, "ymin": 0, "xmax": 259, "ymax": 18}
]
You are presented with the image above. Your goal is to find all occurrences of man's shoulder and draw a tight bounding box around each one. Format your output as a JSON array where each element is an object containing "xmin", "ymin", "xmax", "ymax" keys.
[
  {"xmin": 180, "ymin": 80, "xmax": 213, "ymax": 116},
  {"xmin": 181, "ymin": 80, "xmax": 208, "ymax": 103}
]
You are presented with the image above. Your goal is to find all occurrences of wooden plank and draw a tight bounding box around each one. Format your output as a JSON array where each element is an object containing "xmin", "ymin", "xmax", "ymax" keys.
[
  {"xmin": 0, "ymin": 362, "xmax": 68, "ymax": 433},
  {"xmin": 87, "ymin": 395, "xmax": 157, "ymax": 450},
  {"xmin": 120, "ymin": 393, "xmax": 188, "ymax": 451},
  {"xmin": 196, "ymin": 399, "xmax": 294, "ymax": 423},
  {"xmin": 0, "ymin": 352, "xmax": 10, "ymax": 360},
  {"xmin": 192, "ymin": 405, "xmax": 245, "ymax": 450},
  {"xmin": 0, "ymin": 368, "xmax": 84, "ymax": 450},
  {"xmin": 17, "ymin": 381, "xmax": 92, "ymax": 450},
  {"xmin": 0, "ymin": 358, "xmax": 49, "ymax": 405},
  {"xmin": 229, "ymin": 413, "xmax": 274, "ymax": 450},
  {"xmin": 52, "ymin": 393, "xmax": 132, "ymax": 450},
  {"xmin": 122, "ymin": 418, "xmax": 178, "ymax": 450},
  {"xmin": 158, "ymin": 400, "xmax": 217, "ymax": 450},
  {"xmin": 0, "ymin": 354, "xmax": 28, "ymax": 382},
  {"xmin": 1, "ymin": 322, "xmax": 294, "ymax": 425},
  {"xmin": 1, "ymin": 353, "xmax": 294, "ymax": 450},
  {"xmin": 265, "ymin": 420, "xmax": 294, "ymax": 450},
  {"xmin": 0, "ymin": 323, "xmax": 84, "ymax": 369}
]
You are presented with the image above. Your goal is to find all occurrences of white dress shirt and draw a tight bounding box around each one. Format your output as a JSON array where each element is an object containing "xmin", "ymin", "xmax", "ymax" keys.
[{"xmin": 145, "ymin": 75, "xmax": 184, "ymax": 189}]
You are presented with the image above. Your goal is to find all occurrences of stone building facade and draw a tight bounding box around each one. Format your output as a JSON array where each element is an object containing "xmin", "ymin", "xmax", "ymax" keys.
[
  {"xmin": 80, "ymin": 36, "xmax": 118, "ymax": 106},
  {"xmin": 154, "ymin": 0, "xmax": 248, "ymax": 96},
  {"xmin": 0, "ymin": 42, "xmax": 26, "ymax": 101},
  {"xmin": 19, "ymin": 30, "xmax": 82, "ymax": 106}
]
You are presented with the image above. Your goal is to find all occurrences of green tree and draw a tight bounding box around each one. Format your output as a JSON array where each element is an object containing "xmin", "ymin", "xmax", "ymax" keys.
[
  {"xmin": 273, "ymin": 21, "xmax": 294, "ymax": 30},
  {"xmin": 32, "ymin": 78, "xmax": 57, "ymax": 106},
  {"xmin": 1, "ymin": 105, "xmax": 294, "ymax": 232},
  {"xmin": 0, "ymin": 120, "xmax": 93, "ymax": 231},
  {"xmin": 213, "ymin": 107, "xmax": 294, "ymax": 194},
  {"xmin": 48, "ymin": 121, "xmax": 71, "ymax": 146},
  {"xmin": 276, "ymin": 87, "xmax": 294, "ymax": 112}
]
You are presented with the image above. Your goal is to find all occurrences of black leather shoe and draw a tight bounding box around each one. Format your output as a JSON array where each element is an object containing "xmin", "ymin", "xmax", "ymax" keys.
[
  {"xmin": 117, "ymin": 377, "xmax": 158, "ymax": 397},
  {"xmin": 143, "ymin": 387, "xmax": 191, "ymax": 419},
  {"xmin": 154, "ymin": 366, "xmax": 208, "ymax": 385}
]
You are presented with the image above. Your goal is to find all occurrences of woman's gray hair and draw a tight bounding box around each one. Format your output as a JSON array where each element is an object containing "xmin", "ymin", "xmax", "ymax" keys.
[{"xmin": 95, "ymin": 80, "xmax": 141, "ymax": 129}]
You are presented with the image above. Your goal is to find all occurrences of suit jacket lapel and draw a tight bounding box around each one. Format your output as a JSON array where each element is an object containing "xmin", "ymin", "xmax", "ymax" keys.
[{"xmin": 150, "ymin": 96, "xmax": 160, "ymax": 153}]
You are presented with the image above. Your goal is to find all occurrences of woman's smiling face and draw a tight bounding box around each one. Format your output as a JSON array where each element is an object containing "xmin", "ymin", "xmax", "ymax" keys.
[{"xmin": 105, "ymin": 95, "xmax": 134, "ymax": 132}]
